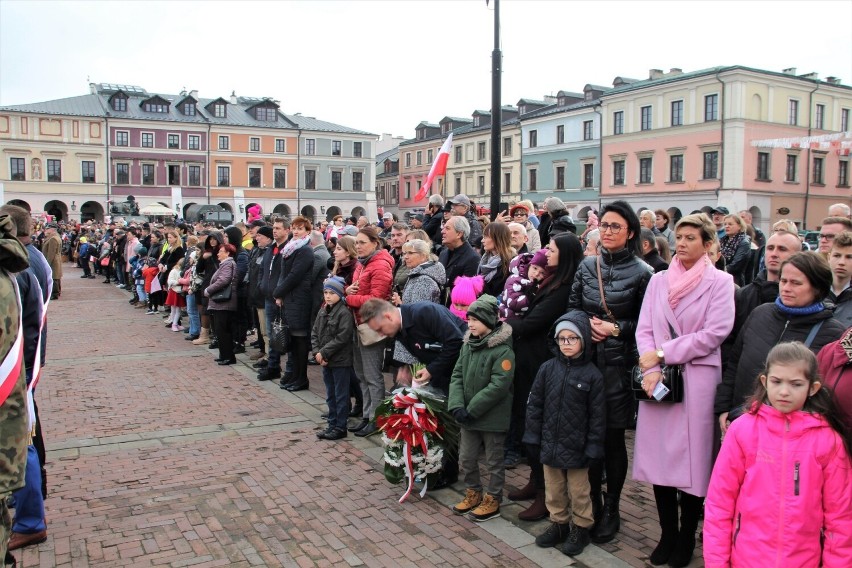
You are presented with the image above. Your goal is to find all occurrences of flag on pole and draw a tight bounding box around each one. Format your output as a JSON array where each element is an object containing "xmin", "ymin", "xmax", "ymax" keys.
[{"xmin": 415, "ymin": 133, "xmax": 453, "ymax": 202}]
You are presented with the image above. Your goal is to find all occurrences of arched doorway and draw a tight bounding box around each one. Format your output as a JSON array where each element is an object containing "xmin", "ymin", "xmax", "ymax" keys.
[
  {"xmin": 217, "ymin": 202, "xmax": 233, "ymax": 213},
  {"xmin": 301, "ymin": 205, "xmax": 317, "ymax": 222},
  {"xmin": 577, "ymin": 205, "xmax": 593, "ymax": 221},
  {"xmin": 80, "ymin": 201, "xmax": 104, "ymax": 223},
  {"xmin": 44, "ymin": 200, "xmax": 68, "ymax": 221},
  {"xmin": 272, "ymin": 204, "xmax": 291, "ymax": 218},
  {"xmin": 326, "ymin": 205, "xmax": 342, "ymax": 221},
  {"xmin": 183, "ymin": 202, "xmax": 197, "ymax": 218},
  {"xmin": 6, "ymin": 199, "xmax": 31, "ymax": 212},
  {"xmin": 351, "ymin": 206, "xmax": 366, "ymax": 219}
]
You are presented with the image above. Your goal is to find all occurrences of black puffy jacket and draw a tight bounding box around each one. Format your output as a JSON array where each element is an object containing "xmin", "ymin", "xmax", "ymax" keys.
[
  {"xmin": 523, "ymin": 311, "xmax": 606, "ymax": 469},
  {"xmin": 568, "ymin": 247, "xmax": 653, "ymax": 368},
  {"xmin": 721, "ymin": 271, "xmax": 780, "ymax": 371},
  {"xmin": 714, "ymin": 302, "xmax": 846, "ymax": 415},
  {"xmin": 247, "ymin": 244, "xmax": 267, "ymax": 308},
  {"xmin": 272, "ymin": 243, "xmax": 314, "ymax": 333}
]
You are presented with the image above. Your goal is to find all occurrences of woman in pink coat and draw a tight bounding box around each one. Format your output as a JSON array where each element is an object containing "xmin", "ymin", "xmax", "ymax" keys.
[{"xmin": 634, "ymin": 213, "xmax": 735, "ymax": 567}]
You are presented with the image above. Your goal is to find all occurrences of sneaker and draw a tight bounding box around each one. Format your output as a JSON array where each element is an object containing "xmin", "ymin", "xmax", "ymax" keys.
[
  {"xmin": 536, "ymin": 522, "xmax": 571, "ymax": 548},
  {"xmin": 561, "ymin": 524, "xmax": 591, "ymax": 557},
  {"xmin": 452, "ymin": 488, "xmax": 482, "ymax": 515},
  {"xmin": 317, "ymin": 427, "xmax": 347, "ymax": 440},
  {"xmin": 146, "ymin": 309, "xmax": 156, "ymax": 315},
  {"xmin": 470, "ymin": 494, "xmax": 501, "ymax": 522}
]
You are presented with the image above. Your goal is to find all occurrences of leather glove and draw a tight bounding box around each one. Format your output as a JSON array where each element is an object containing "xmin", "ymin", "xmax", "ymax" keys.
[{"xmin": 451, "ymin": 408, "xmax": 471, "ymax": 424}]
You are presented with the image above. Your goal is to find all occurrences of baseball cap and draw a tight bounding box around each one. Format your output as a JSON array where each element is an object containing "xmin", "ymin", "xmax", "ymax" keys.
[
  {"xmin": 711, "ymin": 206, "xmax": 730, "ymax": 215},
  {"xmin": 449, "ymin": 194, "xmax": 471, "ymax": 207},
  {"xmin": 382, "ymin": 212, "xmax": 394, "ymax": 220},
  {"xmin": 413, "ymin": 214, "xmax": 424, "ymax": 222}
]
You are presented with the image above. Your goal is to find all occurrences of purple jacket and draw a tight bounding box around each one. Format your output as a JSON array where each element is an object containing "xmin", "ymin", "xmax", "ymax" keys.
[{"xmin": 204, "ymin": 257, "xmax": 238, "ymax": 311}]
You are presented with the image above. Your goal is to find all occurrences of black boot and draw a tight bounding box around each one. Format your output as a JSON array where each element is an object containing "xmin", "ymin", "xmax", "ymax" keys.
[
  {"xmin": 591, "ymin": 491, "xmax": 603, "ymax": 528},
  {"xmin": 668, "ymin": 492, "xmax": 702, "ymax": 568},
  {"xmin": 590, "ymin": 491, "xmax": 620, "ymax": 543},
  {"xmin": 650, "ymin": 485, "xmax": 679, "ymax": 565},
  {"xmin": 535, "ymin": 522, "xmax": 571, "ymax": 548},
  {"xmin": 561, "ymin": 523, "xmax": 591, "ymax": 557}
]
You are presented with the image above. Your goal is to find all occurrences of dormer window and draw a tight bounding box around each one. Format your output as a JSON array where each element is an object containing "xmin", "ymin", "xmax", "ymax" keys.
[
  {"xmin": 213, "ymin": 103, "xmax": 226, "ymax": 118},
  {"xmin": 441, "ymin": 123, "xmax": 448, "ymax": 134},
  {"xmin": 518, "ymin": 105, "xmax": 526, "ymax": 115},
  {"xmin": 254, "ymin": 107, "xmax": 276, "ymax": 121},
  {"xmin": 473, "ymin": 116, "xmax": 480, "ymax": 127},
  {"xmin": 585, "ymin": 91, "xmax": 593, "ymax": 101},
  {"xmin": 110, "ymin": 92, "xmax": 128, "ymax": 112},
  {"xmin": 183, "ymin": 103, "xmax": 196, "ymax": 116},
  {"xmin": 144, "ymin": 102, "xmax": 168, "ymax": 113}
]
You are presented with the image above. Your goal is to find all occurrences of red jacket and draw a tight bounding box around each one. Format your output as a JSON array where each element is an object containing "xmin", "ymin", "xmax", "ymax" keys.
[
  {"xmin": 346, "ymin": 249, "xmax": 393, "ymax": 325},
  {"xmin": 704, "ymin": 403, "xmax": 852, "ymax": 568},
  {"xmin": 817, "ymin": 328, "xmax": 852, "ymax": 430},
  {"xmin": 142, "ymin": 266, "xmax": 159, "ymax": 294}
]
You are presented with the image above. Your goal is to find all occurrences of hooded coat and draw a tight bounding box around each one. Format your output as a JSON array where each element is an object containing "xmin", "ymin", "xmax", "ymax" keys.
[
  {"xmin": 447, "ymin": 322, "xmax": 514, "ymax": 433},
  {"xmin": 523, "ymin": 311, "xmax": 606, "ymax": 469},
  {"xmin": 703, "ymin": 404, "xmax": 852, "ymax": 568}
]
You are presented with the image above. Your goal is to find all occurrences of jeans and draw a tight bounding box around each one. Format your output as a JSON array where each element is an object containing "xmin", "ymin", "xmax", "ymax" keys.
[
  {"xmin": 11, "ymin": 446, "xmax": 45, "ymax": 534},
  {"xmin": 136, "ymin": 284, "xmax": 148, "ymax": 304},
  {"xmin": 323, "ymin": 366, "xmax": 353, "ymax": 430},
  {"xmin": 186, "ymin": 292, "xmax": 201, "ymax": 336}
]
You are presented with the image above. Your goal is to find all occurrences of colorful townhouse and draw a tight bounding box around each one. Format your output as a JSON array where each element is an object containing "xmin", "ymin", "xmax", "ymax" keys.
[
  {"xmin": 375, "ymin": 146, "xmax": 399, "ymax": 215},
  {"xmin": 600, "ymin": 66, "xmax": 852, "ymax": 231},
  {"xmin": 0, "ymin": 83, "xmax": 377, "ymax": 223},
  {"xmin": 444, "ymin": 106, "xmax": 521, "ymax": 211},
  {"xmin": 519, "ymin": 87, "xmax": 607, "ymax": 223}
]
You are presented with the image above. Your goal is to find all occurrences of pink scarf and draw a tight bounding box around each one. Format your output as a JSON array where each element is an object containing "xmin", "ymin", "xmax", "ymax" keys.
[{"xmin": 666, "ymin": 254, "xmax": 710, "ymax": 309}]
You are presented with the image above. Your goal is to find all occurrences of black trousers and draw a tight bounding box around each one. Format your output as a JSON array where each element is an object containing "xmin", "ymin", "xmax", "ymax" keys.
[{"xmin": 212, "ymin": 309, "xmax": 236, "ymax": 361}]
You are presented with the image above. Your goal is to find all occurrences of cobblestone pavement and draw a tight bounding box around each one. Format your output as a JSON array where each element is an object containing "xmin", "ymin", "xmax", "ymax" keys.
[{"xmin": 14, "ymin": 267, "xmax": 703, "ymax": 567}]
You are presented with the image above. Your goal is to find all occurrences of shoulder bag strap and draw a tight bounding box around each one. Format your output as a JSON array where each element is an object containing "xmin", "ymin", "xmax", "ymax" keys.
[
  {"xmin": 803, "ymin": 320, "xmax": 824, "ymax": 348},
  {"xmin": 595, "ymin": 254, "xmax": 617, "ymax": 324}
]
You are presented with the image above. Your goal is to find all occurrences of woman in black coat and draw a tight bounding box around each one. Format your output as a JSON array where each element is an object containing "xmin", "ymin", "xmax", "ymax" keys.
[
  {"xmin": 719, "ymin": 214, "xmax": 752, "ymax": 286},
  {"xmin": 506, "ymin": 232, "xmax": 583, "ymax": 521},
  {"xmin": 568, "ymin": 200, "xmax": 652, "ymax": 544}
]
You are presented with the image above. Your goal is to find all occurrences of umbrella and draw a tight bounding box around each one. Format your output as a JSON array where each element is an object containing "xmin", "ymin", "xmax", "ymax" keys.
[{"xmin": 140, "ymin": 204, "xmax": 175, "ymax": 216}]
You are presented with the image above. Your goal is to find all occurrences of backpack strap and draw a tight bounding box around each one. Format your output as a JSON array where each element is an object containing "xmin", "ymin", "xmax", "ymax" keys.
[{"xmin": 803, "ymin": 321, "xmax": 824, "ymax": 348}]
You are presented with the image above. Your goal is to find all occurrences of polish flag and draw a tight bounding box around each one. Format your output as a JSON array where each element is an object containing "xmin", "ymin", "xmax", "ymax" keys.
[{"xmin": 415, "ymin": 133, "xmax": 453, "ymax": 201}]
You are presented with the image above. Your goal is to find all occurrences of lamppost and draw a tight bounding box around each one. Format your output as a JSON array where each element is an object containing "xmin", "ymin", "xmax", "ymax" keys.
[{"xmin": 488, "ymin": 0, "xmax": 502, "ymax": 220}]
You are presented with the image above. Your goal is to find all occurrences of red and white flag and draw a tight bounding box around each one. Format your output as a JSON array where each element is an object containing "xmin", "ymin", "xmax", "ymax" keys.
[{"xmin": 414, "ymin": 133, "xmax": 453, "ymax": 201}]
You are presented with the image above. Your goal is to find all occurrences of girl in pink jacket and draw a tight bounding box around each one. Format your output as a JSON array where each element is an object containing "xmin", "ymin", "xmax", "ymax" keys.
[{"xmin": 704, "ymin": 342, "xmax": 852, "ymax": 567}]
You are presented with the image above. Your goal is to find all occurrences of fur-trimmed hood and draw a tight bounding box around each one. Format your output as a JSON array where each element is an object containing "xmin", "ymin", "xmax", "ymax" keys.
[{"xmin": 464, "ymin": 320, "xmax": 513, "ymax": 350}]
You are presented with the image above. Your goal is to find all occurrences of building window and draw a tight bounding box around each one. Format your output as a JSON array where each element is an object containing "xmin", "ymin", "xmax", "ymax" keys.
[
  {"xmin": 10, "ymin": 158, "xmax": 25, "ymax": 181},
  {"xmin": 583, "ymin": 164, "xmax": 594, "ymax": 188},
  {"xmin": 757, "ymin": 152, "xmax": 770, "ymax": 181},
  {"xmin": 613, "ymin": 111, "xmax": 624, "ymax": 135},
  {"xmin": 141, "ymin": 132, "xmax": 154, "ymax": 148},
  {"xmin": 81, "ymin": 160, "xmax": 95, "ymax": 183},
  {"xmin": 503, "ymin": 136, "xmax": 512, "ymax": 156},
  {"xmin": 812, "ymin": 157, "xmax": 824, "ymax": 184},
  {"xmin": 248, "ymin": 167, "xmax": 261, "ymax": 188},
  {"xmin": 454, "ymin": 146, "xmax": 462, "ymax": 163},
  {"xmin": 671, "ymin": 100, "xmax": 683, "ymax": 126},
  {"xmin": 168, "ymin": 134, "xmax": 180, "ymax": 149},
  {"xmin": 529, "ymin": 168, "xmax": 537, "ymax": 191},
  {"xmin": 353, "ymin": 171, "xmax": 363, "ymax": 191},
  {"xmin": 116, "ymin": 131, "xmax": 129, "ymax": 146},
  {"xmin": 404, "ymin": 152, "xmax": 411, "ymax": 167},
  {"xmin": 556, "ymin": 125, "xmax": 565, "ymax": 144},
  {"xmin": 503, "ymin": 172, "xmax": 510, "ymax": 194},
  {"xmin": 478, "ymin": 175, "xmax": 485, "ymax": 195},
  {"xmin": 639, "ymin": 157, "xmax": 652, "ymax": 183},
  {"xmin": 789, "ymin": 100, "xmax": 799, "ymax": 126},
  {"xmin": 305, "ymin": 169, "xmax": 316, "ymax": 189},
  {"xmin": 167, "ymin": 164, "xmax": 180, "ymax": 185},
  {"xmin": 332, "ymin": 141, "xmax": 341, "ymax": 156},
  {"xmin": 218, "ymin": 135, "xmax": 229, "ymax": 150},
  {"xmin": 305, "ymin": 139, "xmax": 316, "ymax": 155},
  {"xmin": 217, "ymin": 166, "xmax": 230, "ymax": 187},
  {"xmin": 583, "ymin": 120, "xmax": 594, "ymax": 140},
  {"xmin": 416, "ymin": 180, "xmax": 422, "ymax": 196},
  {"xmin": 417, "ymin": 150, "xmax": 423, "ymax": 165},
  {"xmin": 188, "ymin": 135, "xmax": 200, "ymax": 150},
  {"xmin": 273, "ymin": 168, "xmax": 286, "ymax": 189},
  {"xmin": 641, "ymin": 106, "xmax": 652, "ymax": 131},
  {"xmin": 143, "ymin": 102, "xmax": 167, "ymax": 113},
  {"xmin": 116, "ymin": 163, "xmax": 129, "ymax": 185},
  {"xmin": 703, "ymin": 151, "xmax": 719, "ymax": 179},
  {"xmin": 815, "ymin": 104, "xmax": 825, "ymax": 129},
  {"xmin": 478, "ymin": 142, "xmax": 486, "ymax": 161},
  {"xmin": 354, "ymin": 142, "xmax": 362, "ymax": 158},
  {"xmin": 254, "ymin": 107, "xmax": 276, "ymax": 121},
  {"xmin": 46, "ymin": 159, "xmax": 61, "ymax": 182},
  {"xmin": 250, "ymin": 137, "xmax": 260, "ymax": 152},
  {"xmin": 142, "ymin": 163, "xmax": 155, "ymax": 185},
  {"xmin": 785, "ymin": 155, "xmax": 797, "ymax": 182},
  {"xmin": 529, "ymin": 130, "xmax": 537, "ymax": 148},
  {"xmin": 613, "ymin": 160, "xmax": 625, "ymax": 185},
  {"xmin": 669, "ymin": 155, "xmax": 683, "ymax": 182},
  {"xmin": 842, "ymin": 108, "xmax": 850, "ymax": 132},
  {"xmin": 213, "ymin": 103, "xmax": 226, "ymax": 118},
  {"xmin": 275, "ymin": 139, "xmax": 286, "ymax": 153},
  {"xmin": 427, "ymin": 149, "xmax": 433, "ymax": 163},
  {"xmin": 405, "ymin": 181, "xmax": 411, "ymax": 199},
  {"xmin": 704, "ymin": 94, "xmax": 719, "ymax": 122},
  {"xmin": 556, "ymin": 166, "xmax": 565, "ymax": 190},
  {"xmin": 183, "ymin": 103, "xmax": 196, "ymax": 116},
  {"xmin": 188, "ymin": 165, "xmax": 201, "ymax": 186},
  {"xmin": 331, "ymin": 170, "xmax": 342, "ymax": 190},
  {"xmin": 454, "ymin": 177, "xmax": 461, "ymax": 193},
  {"xmin": 838, "ymin": 161, "xmax": 849, "ymax": 187},
  {"xmin": 113, "ymin": 96, "xmax": 126, "ymax": 112}
]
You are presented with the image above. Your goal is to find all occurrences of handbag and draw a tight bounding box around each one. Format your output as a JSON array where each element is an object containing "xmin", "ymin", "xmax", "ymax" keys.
[
  {"xmin": 631, "ymin": 322, "xmax": 684, "ymax": 403},
  {"xmin": 99, "ymin": 256, "xmax": 109, "ymax": 267},
  {"xmin": 357, "ymin": 322, "xmax": 385, "ymax": 346},
  {"xmin": 210, "ymin": 285, "xmax": 231, "ymax": 302},
  {"xmin": 269, "ymin": 308, "xmax": 291, "ymax": 353}
]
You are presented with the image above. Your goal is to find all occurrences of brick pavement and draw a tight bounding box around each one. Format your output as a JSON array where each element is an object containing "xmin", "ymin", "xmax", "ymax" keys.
[{"xmin": 13, "ymin": 267, "xmax": 704, "ymax": 567}]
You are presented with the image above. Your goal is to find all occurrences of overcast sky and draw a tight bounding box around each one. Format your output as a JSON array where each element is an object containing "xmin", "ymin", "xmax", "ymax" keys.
[{"xmin": 2, "ymin": 0, "xmax": 850, "ymax": 140}]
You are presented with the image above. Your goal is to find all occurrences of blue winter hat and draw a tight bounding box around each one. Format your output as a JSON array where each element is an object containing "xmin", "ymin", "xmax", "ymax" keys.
[{"xmin": 323, "ymin": 276, "xmax": 346, "ymax": 300}]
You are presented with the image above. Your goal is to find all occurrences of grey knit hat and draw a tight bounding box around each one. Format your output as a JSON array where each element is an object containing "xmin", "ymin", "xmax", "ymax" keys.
[{"xmin": 554, "ymin": 320, "xmax": 583, "ymax": 348}]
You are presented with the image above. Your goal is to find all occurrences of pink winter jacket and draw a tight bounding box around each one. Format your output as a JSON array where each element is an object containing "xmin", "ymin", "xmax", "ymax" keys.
[{"xmin": 704, "ymin": 403, "xmax": 852, "ymax": 568}]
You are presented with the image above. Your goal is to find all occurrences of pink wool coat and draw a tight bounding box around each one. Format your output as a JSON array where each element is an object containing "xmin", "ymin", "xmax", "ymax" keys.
[
  {"xmin": 633, "ymin": 266, "xmax": 734, "ymax": 496},
  {"xmin": 703, "ymin": 404, "xmax": 852, "ymax": 567}
]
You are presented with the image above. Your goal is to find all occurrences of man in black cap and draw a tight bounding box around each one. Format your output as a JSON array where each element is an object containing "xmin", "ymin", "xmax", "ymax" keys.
[
  {"xmin": 710, "ymin": 206, "xmax": 729, "ymax": 239},
  {"xmin": 410, "ymin": 214, "xmax": 424, "ymax": 230},
  {"xmin": 447, "ymin": 194, "xmax": 482, "ymax": 249}
]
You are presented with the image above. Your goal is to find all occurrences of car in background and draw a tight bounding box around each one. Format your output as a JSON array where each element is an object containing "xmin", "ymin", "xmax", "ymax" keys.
[{"xmin": 801, "ymin": 231, "xmax": 820, "ymax": 250}]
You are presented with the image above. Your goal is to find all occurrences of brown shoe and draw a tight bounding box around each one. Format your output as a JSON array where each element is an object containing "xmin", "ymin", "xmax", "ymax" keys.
[
  {"xmin": 452, "ymin": 488, "xmax": 482, "ymax": 515},
  {"xmin": 9, "ymin": 529, "xmax": 47, "ymax": 550},
  {"xmin": 470, "ymin": 494, "xmax": 501, "ymax": 522},
  {"xmin": 518, "ymin": 490, "xmax": 548, "ymax": 521},
  {"xmin": 249, "ymin": 351, "xmax": 265, "ymax": 360}
]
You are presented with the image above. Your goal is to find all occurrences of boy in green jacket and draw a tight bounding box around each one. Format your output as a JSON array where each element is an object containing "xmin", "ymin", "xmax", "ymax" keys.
[{"xmin": 448, "ymin": 294, "xmax": 514, "ymax": 521}]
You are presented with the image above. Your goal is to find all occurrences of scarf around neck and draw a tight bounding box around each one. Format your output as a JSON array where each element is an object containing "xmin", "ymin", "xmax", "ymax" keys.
[
  {"xmin": 666, "ymin": 254, "xmax": 709, "ymax": 309},
  {"xmin": 773, "ymin": 297, "xmax": 825, "ymax": 317},
  {"xmin": 357, "ymin": 248, "xmax": 379, "ymax": 266},
  {"xmin": 720, "ymin": 232, "xmax": 744, "ymax": 262},
  {"xmin": 478, "ymin": 253, "xmax": 502, "ymax": 283},
  {"xmin": 281, "ymin": 236, "xmax": 309, "ymax": 258}
]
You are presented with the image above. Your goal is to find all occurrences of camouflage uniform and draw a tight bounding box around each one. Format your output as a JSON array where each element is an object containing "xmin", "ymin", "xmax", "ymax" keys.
[{"xmin": 0, "ymin": 214, "xmax": 30, "ymax": 560}]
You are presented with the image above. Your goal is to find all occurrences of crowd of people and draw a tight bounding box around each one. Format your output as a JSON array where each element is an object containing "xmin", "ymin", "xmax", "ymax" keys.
[{"xmin": 2, "ymin": 196, "xmax": 851, "ymax": 566}]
